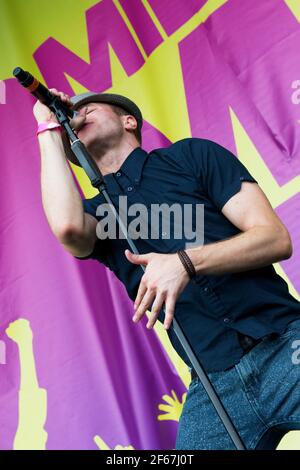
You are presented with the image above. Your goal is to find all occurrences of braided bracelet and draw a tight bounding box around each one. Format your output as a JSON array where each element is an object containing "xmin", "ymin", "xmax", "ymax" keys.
[{"xmin": 177, "ymin": 249, "xmax": 196, "ymax": 280}]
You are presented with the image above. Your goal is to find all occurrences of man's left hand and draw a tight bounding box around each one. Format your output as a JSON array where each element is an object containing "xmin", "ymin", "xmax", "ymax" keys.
[{"xmin": 125, "ymin": 250, "xmax": 190, "ymax": 330}]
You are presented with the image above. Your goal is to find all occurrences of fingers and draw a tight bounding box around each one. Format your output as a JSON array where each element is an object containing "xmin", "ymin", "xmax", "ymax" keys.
[
  {"xmin": 133, "ymin": 290, "xmax": 175, "ymax": 330},
  {"xmin": 134, "ymin": 292, "xmax": 154, "ymax": 323},
  {"xmin": 146, "ymin": 292, "xmax": 166, "ymax": 329},
  {"xmin": 163, "ymin": 294, "xmax": 176, "ymax": 330},
  {"xmin": 49, "ymin": 88, "xmax": 72, "ymax": 106},
  {"xmin": 133, "ymin": 276, "xmax": 147, "ymax": 311},
  {"xmin": 33, "ymin": 87, "xmax": 71, "ymax": 123},
  {"xmin": 133, "ymin": 283, "xmax": 153, "ymax": 323},
  {"xmin": 125, "ymin": 249, "xmax": 150, "ymax": 266},
  {"xmin": 70, "ymin": 111, "xmax": 87, "ymax": 131},
  {"xmin": 128, "ymin": 251, "xmax": 178, "ymax": 330},
  {"xmin": 133, "ymin": 282, "xmax": 175, "ymax": 330}
]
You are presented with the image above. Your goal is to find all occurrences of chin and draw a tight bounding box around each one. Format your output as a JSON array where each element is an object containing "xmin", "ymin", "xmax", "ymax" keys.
[{"xmin": 78, "ymin": 129, "xmax": 97, "ymax": 148}]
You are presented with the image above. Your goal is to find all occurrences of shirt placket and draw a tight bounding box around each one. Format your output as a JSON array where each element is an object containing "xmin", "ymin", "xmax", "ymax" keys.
[{"xmin": 114, "ymin": 172, "xmax": 172, "ymax": 252}]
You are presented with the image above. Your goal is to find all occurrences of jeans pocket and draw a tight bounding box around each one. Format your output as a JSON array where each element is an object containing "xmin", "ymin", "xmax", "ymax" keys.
[
  {"xmin": 187, "ymin": 378, "xmax": 201, "ymax": 397},
  {"xmin": 277, "ymin": 318, "xmax": 300, "ymax": 340}
]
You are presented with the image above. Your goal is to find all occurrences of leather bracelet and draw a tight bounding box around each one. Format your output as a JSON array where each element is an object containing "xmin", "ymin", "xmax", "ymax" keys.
[{"xmin": 177, "ymin": 249, "xmax": 196, "ymax": 280}]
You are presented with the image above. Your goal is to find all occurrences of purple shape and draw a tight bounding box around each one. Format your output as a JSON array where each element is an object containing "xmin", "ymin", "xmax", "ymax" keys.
[
  {"xmin": 142, "ymin": 120, "xmax": 171, "ymax": 152},
  {"xmin": 34, "ymin": 0, "xmax": 145, "ymax": 94},
  {"xmin": 148, "ymin": 0, "xmax": 207, "ymax": 36},
  {"xmin": 0, "ymin": 78, "xmax": 184, "ymax": 450},
  {"xmin": 119, "ymin": 0, "xmax": 163, "ymax": 56},
  {"xmin": 277, "ymin": 194, "xmax": 300, "ymax": 296},
  {"xmin": 179, "ymin": 0, "xmax": 300, "ymax": 186}
]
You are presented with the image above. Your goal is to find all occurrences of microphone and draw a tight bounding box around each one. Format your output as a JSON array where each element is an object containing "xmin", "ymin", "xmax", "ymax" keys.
[{"xmin": 13, "ymin": 67, "xmax": 76, "ymax": 118}]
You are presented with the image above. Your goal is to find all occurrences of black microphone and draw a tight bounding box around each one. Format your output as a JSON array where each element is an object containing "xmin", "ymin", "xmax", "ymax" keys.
[{"xmin": 13, "ymin": 67, "xmax": 76, "ymax": 118}]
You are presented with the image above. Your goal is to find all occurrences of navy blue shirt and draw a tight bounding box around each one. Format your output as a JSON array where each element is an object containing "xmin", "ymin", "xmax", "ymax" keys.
[{"xmin": 75, "ymin": 138, "xmax": 300, "ymax": 372}]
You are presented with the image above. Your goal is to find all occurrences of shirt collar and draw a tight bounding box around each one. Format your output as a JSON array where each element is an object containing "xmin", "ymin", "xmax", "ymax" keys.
[{"xmin": 103, "ymin": 147, "xmax": 149, "ymax": 195}]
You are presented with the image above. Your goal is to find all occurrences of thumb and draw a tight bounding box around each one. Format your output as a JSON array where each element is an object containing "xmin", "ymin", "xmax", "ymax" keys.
[
  {"xmin": 125, "ymin": 249, "xmax": 150, "ymax": 265},
  {"xmin": 70, "ymin": 107, "xmax": 87, "ymax": 131}
]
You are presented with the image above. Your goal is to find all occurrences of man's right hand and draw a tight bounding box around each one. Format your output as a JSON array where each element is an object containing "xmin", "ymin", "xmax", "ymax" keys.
[{"xmin": 33, "ymin": 88, "xmax": 72, "ymax": 124}]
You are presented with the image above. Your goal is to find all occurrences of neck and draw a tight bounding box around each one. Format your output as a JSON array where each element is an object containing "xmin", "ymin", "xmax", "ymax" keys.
[{"xmin": 89, "ymin": 140, "xmax": 140, "ymax": 176}]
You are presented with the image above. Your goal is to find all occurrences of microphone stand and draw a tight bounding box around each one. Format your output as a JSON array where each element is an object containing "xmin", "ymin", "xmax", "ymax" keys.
[{"xmin": 47, "ymin": 101, "xmax": 246, "ymax": 451}]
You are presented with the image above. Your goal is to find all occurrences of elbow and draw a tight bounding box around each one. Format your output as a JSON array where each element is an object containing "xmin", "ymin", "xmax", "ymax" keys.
[
  {"xmin": 277, "ymin": 229, "xmax": 293, "ymax": 260},
  {"xmin": 282, "ymin": 239, "xmax": 293, "ymax": 260},
  {"xmin": 55, "ymin": 224, "xmax": 83, "ymax": 244}
]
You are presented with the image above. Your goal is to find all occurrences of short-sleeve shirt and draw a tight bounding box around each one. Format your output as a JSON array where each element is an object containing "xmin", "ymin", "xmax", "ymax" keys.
[{"xmin": 75, "ymin": 138, "xmax": 300, "ymax": 372}]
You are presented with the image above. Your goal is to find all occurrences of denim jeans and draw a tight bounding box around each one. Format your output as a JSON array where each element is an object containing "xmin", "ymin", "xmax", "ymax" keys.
[{"xmin": 175, "ymin": 318, "xmax": 300, "ymax": 450}]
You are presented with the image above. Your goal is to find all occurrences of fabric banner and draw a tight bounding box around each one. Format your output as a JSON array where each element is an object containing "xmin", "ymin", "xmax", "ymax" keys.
[{"xmin": 0, "ymin": 0, "xmax": 299, "ymax": 450}]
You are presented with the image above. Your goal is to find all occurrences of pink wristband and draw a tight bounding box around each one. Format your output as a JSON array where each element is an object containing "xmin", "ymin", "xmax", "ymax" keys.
[{"xmin": 37, "ymin": 121, "xmax": 62, "ymax": 136}]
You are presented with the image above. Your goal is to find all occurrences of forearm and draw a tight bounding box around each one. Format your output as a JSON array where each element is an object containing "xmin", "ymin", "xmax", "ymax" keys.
[
  {"xmin": 39, "ymin": 131, "xmax": 85, "ymax": 239},
  {"xmin": 186, "ymin": 226, "xmax": 291, "ymax": 275}
]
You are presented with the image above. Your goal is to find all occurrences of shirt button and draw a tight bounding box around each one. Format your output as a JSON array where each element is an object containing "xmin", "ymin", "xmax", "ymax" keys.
[
  {"xmin": 223, "ymin": 317, "xmax": 232, "ymax": 324},
  {"xmin": 127, "ymin": 186, "xmax": 133, "ymax": 191},
  {"xmin": 116, "ymin": 172, "xmax": 122, "ymax": 177},
  {"xmin": 203, "ymin": 287, "xmax": 210, "ymax": 293}
]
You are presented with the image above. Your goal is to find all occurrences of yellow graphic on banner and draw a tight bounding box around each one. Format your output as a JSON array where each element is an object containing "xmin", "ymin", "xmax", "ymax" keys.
[
  {"xmin": 157, "ymin": 390, "xmax": 187, "ymax": 422},
  {"xmin": 230, "ymin": 107, "xmax": 300, "ymax": 301},
  {"xmin": 94, "ymin": 435, "xmax": 134, "ymax": 450},
  {"xmin": 285, "ymin": 0, "xmax": 300, "ymax": 22},
  {"xmin": 5, "ymin": 319, "xmax": 48, "ymax": 450}
]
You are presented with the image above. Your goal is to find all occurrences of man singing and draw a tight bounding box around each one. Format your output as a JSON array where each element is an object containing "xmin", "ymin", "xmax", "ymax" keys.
[{"xmin": 33, "ymin": 89, "xmax": 300, "ymax": 450}]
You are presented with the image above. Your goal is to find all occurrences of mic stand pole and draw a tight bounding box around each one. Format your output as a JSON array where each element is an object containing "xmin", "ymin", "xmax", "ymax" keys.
[{"xmin": 52, "ymin": 103, "xmax": 246, "ymax": 450}]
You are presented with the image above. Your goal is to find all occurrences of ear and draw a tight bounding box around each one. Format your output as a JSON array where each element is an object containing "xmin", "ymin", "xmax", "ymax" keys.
[{"xmin": 123, "ymin": 115, "xmax": 137, "ymax": 131}]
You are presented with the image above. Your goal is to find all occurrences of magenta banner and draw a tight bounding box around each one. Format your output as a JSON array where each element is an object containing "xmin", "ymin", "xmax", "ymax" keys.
[{"xmin": 0, "ymin": 0, "xmax": 299, "ymax": 450}]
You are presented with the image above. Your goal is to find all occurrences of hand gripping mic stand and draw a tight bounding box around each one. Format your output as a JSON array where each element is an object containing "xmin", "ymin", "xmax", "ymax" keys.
[{"xmin": 22, "ymin": 83, "xmax": 246, "ymax": 450}]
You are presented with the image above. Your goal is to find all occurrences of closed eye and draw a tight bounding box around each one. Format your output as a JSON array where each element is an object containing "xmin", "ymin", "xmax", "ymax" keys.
[
  {"xmin": 86, "ymin": 107, "xmax": 97, "ymax": 115},
  {"xmin": 78, "ymin": 106, "xmax": 96, "ymax": 116}
]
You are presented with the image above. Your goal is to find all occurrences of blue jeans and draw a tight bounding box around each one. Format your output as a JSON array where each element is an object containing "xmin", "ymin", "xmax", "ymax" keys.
[{"xmin": 175, "ymin": 318, "xmax": 300, "ymax": 450}]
